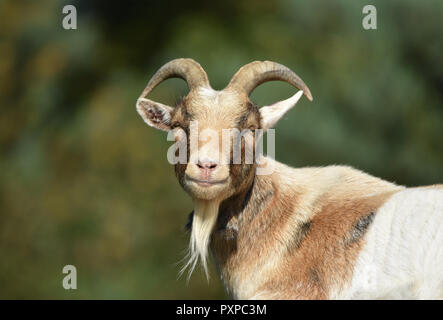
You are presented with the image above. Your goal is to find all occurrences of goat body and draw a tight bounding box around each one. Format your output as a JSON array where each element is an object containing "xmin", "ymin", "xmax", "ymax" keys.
[{"xmin": 206, "ymin": 158, "xmax": 443, "ymax": 299}]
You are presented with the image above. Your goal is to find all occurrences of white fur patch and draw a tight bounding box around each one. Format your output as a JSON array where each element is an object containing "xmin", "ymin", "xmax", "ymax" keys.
[
  {"xmin": 259, "ymin": 90, "xmax": 303, "ymax": 129},
  {"xmin": 198, "ymin": 87, "xmax": 220, "ymax": 101},
  {"xmin": 180, "ymin": 199, "xmax": 220, "ymax": 281},
  {"xmin": 339, "ymin": 188, "xmax": 443, "ymax": 299}
]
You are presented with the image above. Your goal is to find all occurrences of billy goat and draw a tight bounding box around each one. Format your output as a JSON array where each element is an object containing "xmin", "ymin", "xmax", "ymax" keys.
[{"xmin": 136, "ymin": 58, "xmax": 443, "ymax": 299}]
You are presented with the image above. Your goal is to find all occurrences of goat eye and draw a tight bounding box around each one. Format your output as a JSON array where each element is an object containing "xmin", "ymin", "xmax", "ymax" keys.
[{"xmin": 171, "ymin": 122, "xmax": 181, "ymax": 129}]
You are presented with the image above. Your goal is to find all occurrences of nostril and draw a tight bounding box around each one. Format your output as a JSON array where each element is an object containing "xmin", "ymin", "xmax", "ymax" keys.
[{"xmin": 197, "ymin": 161, "xmax": 218, "ymax": 170}]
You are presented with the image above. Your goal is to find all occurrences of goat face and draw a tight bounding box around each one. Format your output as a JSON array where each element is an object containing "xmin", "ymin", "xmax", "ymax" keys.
[
  {"xmin": 137, "ymin": 58, "xmax": 312, "ymax": 202},
  {"xmin": 172, "ymin": 88, "xmax": 261, "ymax": 201}
]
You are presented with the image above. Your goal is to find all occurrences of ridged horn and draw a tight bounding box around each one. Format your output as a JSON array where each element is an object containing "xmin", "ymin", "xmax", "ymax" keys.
[
  {"xmin": 138, "ymin": 58, "xmax": 210, "ymax": 100},
  {"xmin": 226, "ymin": 60, "xmax": 313, "ymax": 101}
]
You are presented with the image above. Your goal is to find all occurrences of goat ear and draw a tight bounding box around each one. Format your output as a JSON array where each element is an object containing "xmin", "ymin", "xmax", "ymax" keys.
[
  {"xmin": 259, "ymin": 90, "xmax": 304, "ymax": 130},
  {"xmin": 136, "ymin": 98, "xmax": 173, "ymax": 131}
]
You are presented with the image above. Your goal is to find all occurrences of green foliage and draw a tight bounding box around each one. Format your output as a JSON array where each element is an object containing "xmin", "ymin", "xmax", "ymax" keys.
[{"xmin": 0, "ymin": 0, "xmax": 442, "ymax": 298}]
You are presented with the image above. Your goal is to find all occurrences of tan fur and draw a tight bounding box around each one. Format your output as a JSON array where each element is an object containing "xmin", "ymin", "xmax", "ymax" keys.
[{"xmin": 211, "ymin": 160, "xmax": 403, "ymax": 299}]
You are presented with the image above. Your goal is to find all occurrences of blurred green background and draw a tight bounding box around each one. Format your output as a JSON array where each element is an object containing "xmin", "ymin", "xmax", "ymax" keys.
[{"xmin": 0, "ymin": 0, "xmax": 442, "ymax": 299}]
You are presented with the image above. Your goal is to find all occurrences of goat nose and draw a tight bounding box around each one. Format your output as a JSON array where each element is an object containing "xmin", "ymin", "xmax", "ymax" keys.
[{"xmin": 197, "ymin": 160, "xmax": 218, "ymax": 171}]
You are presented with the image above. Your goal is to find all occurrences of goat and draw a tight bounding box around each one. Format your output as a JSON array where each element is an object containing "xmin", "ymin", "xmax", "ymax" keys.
[{"xmin": 136, "ymin": 58, "xmax": 443, "ymax": 299}]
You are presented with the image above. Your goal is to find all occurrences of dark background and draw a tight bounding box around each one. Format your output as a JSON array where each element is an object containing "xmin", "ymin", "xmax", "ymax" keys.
[{"xmin": 0, "ymin": 0, "xmax": 442, "ymax": 299}]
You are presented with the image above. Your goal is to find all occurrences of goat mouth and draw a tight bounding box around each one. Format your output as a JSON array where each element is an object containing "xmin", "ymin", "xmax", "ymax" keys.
[{"xmin": 185, "ymin": 175, "xmax": 228, "ymax": 187}]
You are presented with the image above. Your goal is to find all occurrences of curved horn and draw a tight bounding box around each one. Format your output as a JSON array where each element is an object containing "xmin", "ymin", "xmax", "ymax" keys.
[
  {"xmin": 226, "ymin": 61, "xmax": 313, "ymax": 101},
  {"xmin": 138, "ymin": 58, "xmax": 210, "ymax": 99}
]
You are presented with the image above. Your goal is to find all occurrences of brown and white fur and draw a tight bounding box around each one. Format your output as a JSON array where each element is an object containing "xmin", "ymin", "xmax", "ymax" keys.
[{"xmin": 136, "ymin": 59, "xmax": 443, "ymax": 299}]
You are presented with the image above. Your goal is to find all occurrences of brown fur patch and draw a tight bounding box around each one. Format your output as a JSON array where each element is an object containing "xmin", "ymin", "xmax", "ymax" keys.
[
  {"xmin": 235, "ymin": 102, "xmax": 261, "ymax": 129},
  {"xmin": 257, "ymin": 189, "xmax": 398, "ymax": 299},
  {"xmin": 212, "ymin": 173, "xmax": 299, "ymax": 298},
  {"xmin": 170, "ymin": 99, "xmax": 192, "ymax": 132},
  {"xmin": 211, "ymin": 165, "xmax": 402, "ymax": 299}
]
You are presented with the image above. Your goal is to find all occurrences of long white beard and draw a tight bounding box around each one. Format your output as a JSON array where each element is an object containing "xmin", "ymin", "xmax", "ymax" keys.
[{"xmin": 180, "ymin": 199, "xmax": 220, "ymax": 281}]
